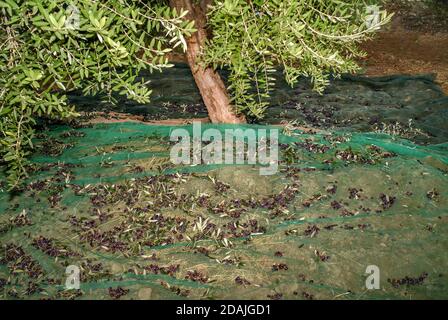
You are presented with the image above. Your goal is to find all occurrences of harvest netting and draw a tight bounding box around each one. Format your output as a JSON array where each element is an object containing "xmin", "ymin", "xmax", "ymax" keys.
[
  {"xmin": 0, "ymin": 71, "xmax": 447, "ymax": 300},
  {"xmin": 72, "ymin": 65, "xmax": 448, "ymax": 145}
]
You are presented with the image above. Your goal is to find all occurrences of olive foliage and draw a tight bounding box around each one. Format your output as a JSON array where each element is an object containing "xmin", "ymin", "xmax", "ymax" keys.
[
  {"xmin": 205, "ymin": 0, "xmax": 392, "ymax": 118},
  {"xmin": 0, "ymin": 0, "xmax": 195, "ymax": 188}
]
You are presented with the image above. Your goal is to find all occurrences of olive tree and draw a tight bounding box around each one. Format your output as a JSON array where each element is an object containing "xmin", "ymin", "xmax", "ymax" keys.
[{"xmin": 0, "ymin": 0, "xmax": 391, "ymax": 187}]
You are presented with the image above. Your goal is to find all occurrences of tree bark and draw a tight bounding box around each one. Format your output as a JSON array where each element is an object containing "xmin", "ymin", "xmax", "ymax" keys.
[{"xmin": 169, "ymin": 0, "xmax": 245, "ymax": 124}]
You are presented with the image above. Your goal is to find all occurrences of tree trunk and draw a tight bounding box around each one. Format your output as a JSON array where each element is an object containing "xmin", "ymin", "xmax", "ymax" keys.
[{"xmin": 169, "ymin": 0, "xmax": 245, "ymax": 124}]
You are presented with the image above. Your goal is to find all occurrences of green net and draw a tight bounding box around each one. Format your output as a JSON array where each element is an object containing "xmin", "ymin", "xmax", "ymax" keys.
[
  {"xmin": 1, "ymin": 68, "xmax": 448, "ymax": 300},
  {"xmin": 1, "ymin": 121, "xmax": 447, "ymax": 300},
  {"xmin": 71, "ymin": 64, "xmax": 448, "ymax": 145}
]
